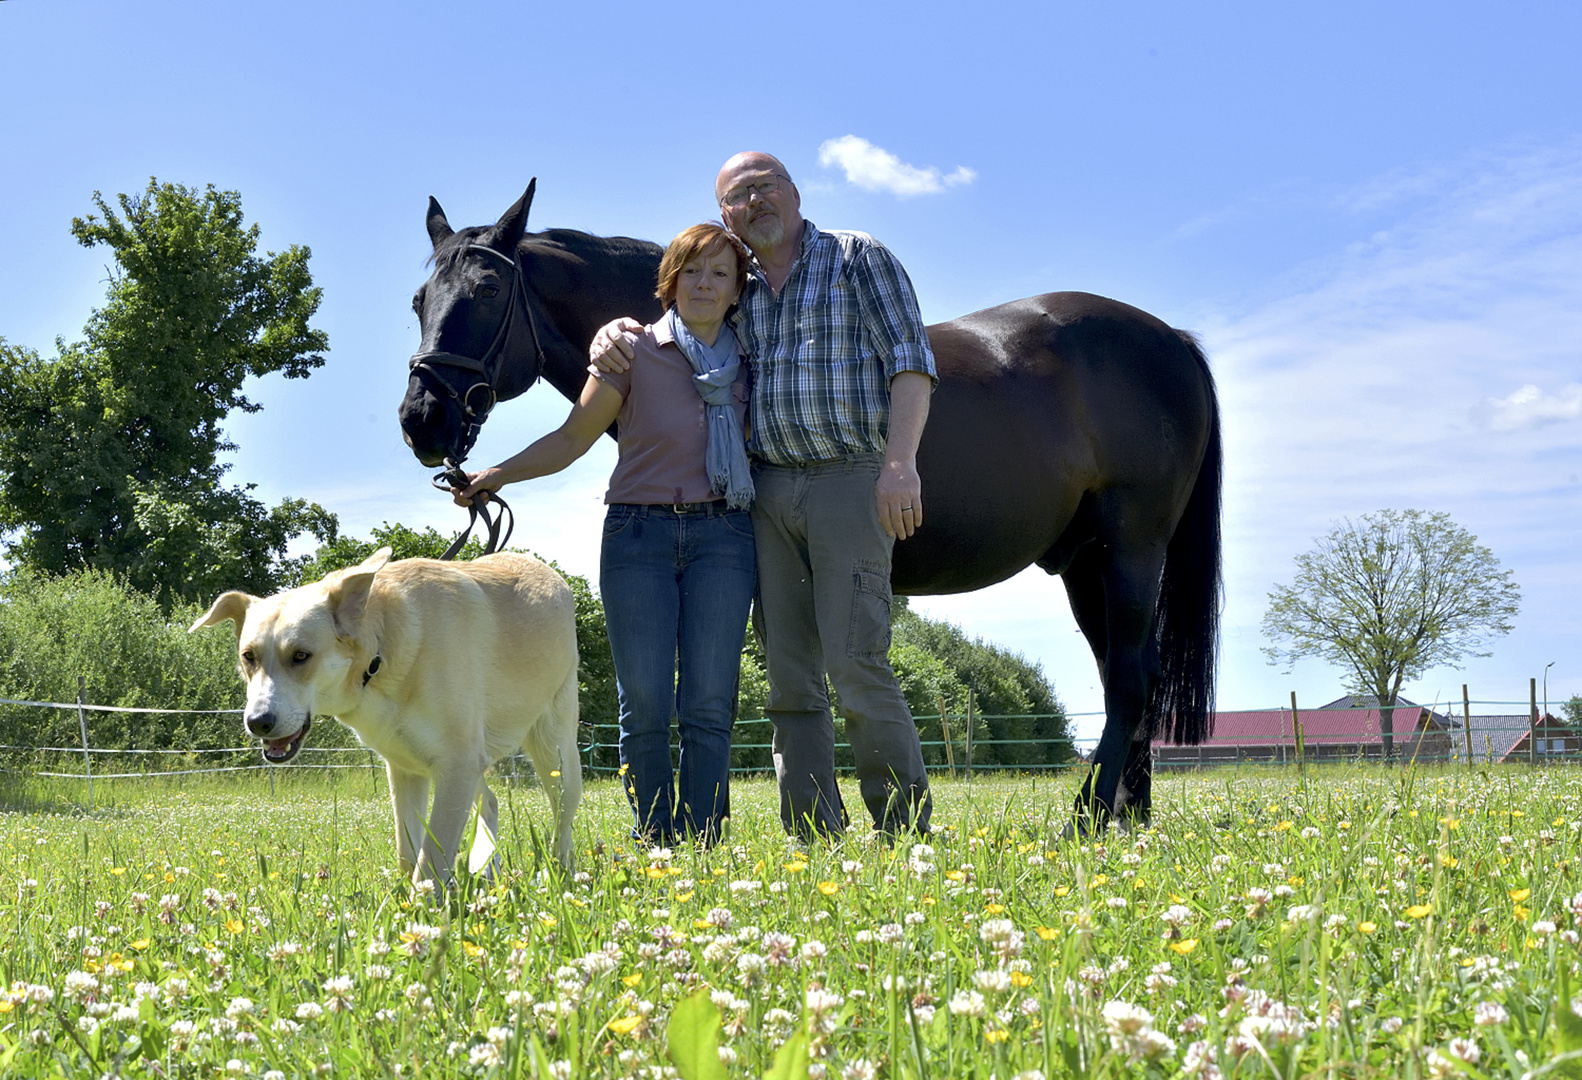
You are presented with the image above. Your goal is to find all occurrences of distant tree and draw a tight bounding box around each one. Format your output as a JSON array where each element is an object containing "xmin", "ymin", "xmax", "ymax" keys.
[
  {"xmin": 0, "ymin": 180, "xmax": 334, "ymax": 605},
  {"xmin": 1563, "ymin": 695, "xmax": 1582, "ymax": 729},
  {"xmin": 1262, "ymin": 509, "xmax": 1520, "ymax": 759}
]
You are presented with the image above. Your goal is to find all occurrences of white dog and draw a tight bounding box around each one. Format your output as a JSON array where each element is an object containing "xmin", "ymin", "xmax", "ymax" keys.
[{"xmin": 192, "ymin": 547, "xmax": 581, "ymax": 881}]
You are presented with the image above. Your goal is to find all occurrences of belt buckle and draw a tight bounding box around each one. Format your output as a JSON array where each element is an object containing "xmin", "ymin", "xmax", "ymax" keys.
[{"xmin": 671, "ymin": 502, "xmax": 694, "ymax": 514}]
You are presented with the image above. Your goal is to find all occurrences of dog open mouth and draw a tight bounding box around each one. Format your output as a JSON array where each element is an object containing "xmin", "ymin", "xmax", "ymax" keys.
[{"xmin": 261, "ymin": 717, "xmax": 312, "ymax": 764}]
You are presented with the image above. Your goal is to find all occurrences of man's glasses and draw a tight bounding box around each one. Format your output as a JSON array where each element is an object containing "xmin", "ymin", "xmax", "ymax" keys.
[{"xmin": 720, "ymin": 174, "xmax": 789, "ymax": 209}]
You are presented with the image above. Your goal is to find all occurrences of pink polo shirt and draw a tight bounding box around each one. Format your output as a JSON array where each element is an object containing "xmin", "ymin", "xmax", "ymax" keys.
[{"xmin": 592, "ymin": 317, "xmax": 751, "ymax": 506}]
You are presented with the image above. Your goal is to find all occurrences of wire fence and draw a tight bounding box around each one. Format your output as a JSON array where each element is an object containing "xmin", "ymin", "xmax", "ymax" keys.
[{"xmin": 1, "ymin": 687, "xmax": 1577, "ymax": 798}]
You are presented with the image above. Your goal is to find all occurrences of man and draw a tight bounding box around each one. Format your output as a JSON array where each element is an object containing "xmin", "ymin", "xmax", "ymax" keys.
[{"xmin": 594, "ymin": 151, "xmax": 934, "ymax": 839}]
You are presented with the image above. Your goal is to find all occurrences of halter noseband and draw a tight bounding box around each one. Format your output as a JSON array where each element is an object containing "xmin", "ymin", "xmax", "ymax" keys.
[
  {"xmin": 408, "ymin": 242, "xmax": 547, "ymax": 467},
  {"xmin": 409, "ymin": 241, "xmax": 548, "ymax": 559}
]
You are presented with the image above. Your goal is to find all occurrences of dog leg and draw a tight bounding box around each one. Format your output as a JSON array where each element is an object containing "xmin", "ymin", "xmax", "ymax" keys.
[
  {"xmin": 526, "ymin": 670, "xmax": 583, "ymax": 870},
  {"xmin": 469, "ymin": 784, "xmax": 501, "ymax": 880},
  {"xmin": 415, "ymin": 765, "xmax": 485, "ymax": 888},
  {"xmin": 387, "ymin": 766, "xmax": 430, "ymax": 879}
]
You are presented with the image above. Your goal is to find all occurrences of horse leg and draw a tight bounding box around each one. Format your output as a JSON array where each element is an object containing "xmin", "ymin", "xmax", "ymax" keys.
[{"xmin": 1073, "ymin": 539, "xmax": 1167, "ymax": 834}]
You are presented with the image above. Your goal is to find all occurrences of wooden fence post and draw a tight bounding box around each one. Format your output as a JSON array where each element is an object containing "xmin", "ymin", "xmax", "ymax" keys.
[
  {"xmin": 965, "ymin": 689, "xmax": 975, "ymax": 781},
  {"xmin": 1530, "ymin": 678, "xmax": 1539, "ymax": 766},
  {"xmin": 76, "ymin": 675, "xmax": 94, "ymax": 807},
  {"xmin": 1462, "ymin": 684, "xmax": 1473, "ymax": 767},
  {"xmin": 1291, "ymin": 691, "xmax": 1305, "ymax": 776},
  {"xmin": 936, "ymin": 695, "xmax": 957, "ymax": 779}
]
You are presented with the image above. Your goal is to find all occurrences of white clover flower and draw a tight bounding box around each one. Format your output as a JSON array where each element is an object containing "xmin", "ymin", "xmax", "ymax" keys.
[
  {"xmin": 1380, "ymin": 1016, "xmax": 1403, "ymax": 1034},
  {"xmin": 226, "ymin": 997, "xmax": 255, "ymax": 1019},
  {"xmin": 1533, "ymin": 920, "xmax": 1557, "ymax": 936},
  {"xmin": 1447, "ymin": 1038, "xmax": 1480, "ymax": 1064},
  {"xmin": 1471, "ymin": 1000, "xmax": 1507, "ymax": 1028},
  {"xmin": 1162, "ymin": 905, "xmax": 1193, "ymax": 927},
  {"xmin": 1101, "ymin": 1000, "xmax": 1154, "ymax": 1036},
  {"xmin": 948, "ymin": 990, "xmax": 986, "ymax": 1018},
  {"xmin": 1286, "ymin": 905, "xmax": 1319, "ymax": 923},
  {"xmin": 974, "ymin": 969, "xmax": 1012, "ymax": 994},
  {"xmin": 469, "ymin": 1043, "xmax": 501, "ymax": 1068},
  {"xmin": 841, "ymin": 1060, "xmax": 877, "ymax": 1080},
  {"xmin": 295, "ymin": 1002, "xmax": 325, "ymax": 1021},
  {"xmin": 801, "ymin": 940, "xmax": 828, "ymax": 961}
]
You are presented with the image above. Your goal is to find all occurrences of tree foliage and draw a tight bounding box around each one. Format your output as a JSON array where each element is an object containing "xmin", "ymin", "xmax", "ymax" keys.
[
  {"xmin": 0, "ymin": 179, "xmax": 335, "ymax": 605},
  {"xmin": 1262, "ymin": 509, "xmax": 1521, "ymax": 756}
]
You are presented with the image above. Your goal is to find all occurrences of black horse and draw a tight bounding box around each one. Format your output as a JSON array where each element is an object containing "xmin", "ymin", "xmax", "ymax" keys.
[{"xmin": 398, "ymin": 184, "xmax": 1221, "ymax": 828}]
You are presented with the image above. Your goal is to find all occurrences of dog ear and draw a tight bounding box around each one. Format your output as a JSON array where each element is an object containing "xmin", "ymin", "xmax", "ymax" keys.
[
  {"xmin": 189, "ymin": 592, "xmax": 255, "ymax": 639},
  {"xmin": 328, "ymin": 547, "xmax": 393, "ymax": 637}
]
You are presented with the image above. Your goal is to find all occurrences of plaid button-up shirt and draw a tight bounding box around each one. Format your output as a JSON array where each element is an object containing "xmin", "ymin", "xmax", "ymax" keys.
[{"xmin": 732, "ymin": 220, "xmax": 936, "ymax": 465}]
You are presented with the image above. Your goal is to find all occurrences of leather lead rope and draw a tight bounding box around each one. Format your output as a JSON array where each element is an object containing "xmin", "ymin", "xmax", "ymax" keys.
[{"xmin": 433, "ymin": 463, "xmax": 514, "ymax": 560}]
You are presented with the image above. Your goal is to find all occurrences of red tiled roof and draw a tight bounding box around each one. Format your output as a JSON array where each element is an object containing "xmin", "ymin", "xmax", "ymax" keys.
[{"xmin": 1153, "ymin": 707, "xmax": 1440, "ymax": 748}]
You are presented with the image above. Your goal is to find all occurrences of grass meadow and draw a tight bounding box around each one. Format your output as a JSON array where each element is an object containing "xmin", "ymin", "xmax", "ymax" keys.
[{"xmin": 2, "ymin": 763, "xmax": 1581, "ymax": 1079}]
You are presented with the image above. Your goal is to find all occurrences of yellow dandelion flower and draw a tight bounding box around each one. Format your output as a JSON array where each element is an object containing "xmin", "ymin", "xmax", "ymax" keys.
[
  {"xmin": 111, "ymin": 867, "xmax": 126, "ymax": 876},
  {"xmin": 1274, "ymin": 821, "xmax": 1293, "ymax": 832},
  {"xmin": 536, "ymin": 913, "xmax": 558, "ymax": 927},
  {"xmin": 985, "ymin": 902, "xmax": 1004, "ymax": 913},
  {"xmin": 985, "ymin": 1029, "xmax": 1009, "ymax": 1044},
  {"xmin": 1010, "ymin": 971, "xmax": 1033, "ymax": 988},
  {"xmin": 818, "ymin": 881, "xmax": 839, "ymax": 896},
  {"xmin": 674, "ymin": 891, "xmax": 693, "ymax": 902},
  {"xmin": 462, "ymin": 941, "xmax": 486, "ymax": 959},
  {"xmin": 1169, "ymin": 938, "xmax": 1198, "ymax": 954},
  {"xmin": 622, "ymin": 973, "xmax": 642, "ymax": 987},
  {"xmin": 1439, "ymin": 854, "xmax": 1458, "ymax": 868},
  {"xmin": 1169, "ymin": 893, "xmax": 1188, "ymax": 904},
  {"xmin": 646, "ymin": 867, "xmax": 669, "ymax": 879},
  {"xmin": 224, "ymin": 918, "xmax": 245, "ymax": 935},
  {"xmin": 1034, "ymin": 926, "xmax": 1060, "ymax": 941},
  {"xmin": 1509, "ymin": 888, "xmax": 1531, "ymax": 902},
  {"xmin": 1092, "ymin": 875, "xmax": 1109, "ymax": 886},
  {"xmin": 0, "ymin": 1001, "xmax": 13, "ymax": 1014},
  {"xmin": 783, "ymin": 859, "xmax": 807, "ymax": 874},
  {"xmin": 1514, "ymin": 905, "xmax": 1530, "ymax": 922},
  {"xmin": 108, "ymin": 954, "xmax": 133, "ymax": 973},
  {"xmin": 1054, "ymin": 886, "xmax": 1071, "ymax": 897},
  {"xmin": 921, "ymin": 895, "xmax": 937, "ymax": 906},
  {"xmin": 1358, "ymin": 921, "xmax": 1377, "ymax": 933},
  {"xmin": 1132, "ymin": 879, "xmax": 1145, "ymax": 891},
  {"xmin": 131, "ymin": 939, "xmax": 151, "ymax": 951},
  {"xmin": 608, "ymin": 1015, "xmax": 644, "ymax": 1035},
  {"xmin": 1404, "ymin": 905, "xmax": 1431, "ymax": 919}
]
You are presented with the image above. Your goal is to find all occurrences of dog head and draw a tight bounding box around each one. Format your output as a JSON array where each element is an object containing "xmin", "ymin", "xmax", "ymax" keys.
[{"xmin": 191, "ymin": 547, "xmax": 392, "ymax": 764}]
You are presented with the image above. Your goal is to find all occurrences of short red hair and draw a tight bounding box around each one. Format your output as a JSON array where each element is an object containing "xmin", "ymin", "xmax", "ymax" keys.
[{"xmin": 655, "ymin": 223, "xmax": 750, "ymax": 308}]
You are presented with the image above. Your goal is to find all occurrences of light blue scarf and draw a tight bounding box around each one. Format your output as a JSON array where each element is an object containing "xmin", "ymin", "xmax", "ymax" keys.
[{"xmin": 666, "ymin": 307, "xmax": 754, "ymax": 510}]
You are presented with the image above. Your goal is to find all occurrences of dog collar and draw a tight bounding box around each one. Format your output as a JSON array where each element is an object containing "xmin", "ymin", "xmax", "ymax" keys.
[{"xmin": 362, "ymin": 654, "xmax": 383, "ymax": 687}]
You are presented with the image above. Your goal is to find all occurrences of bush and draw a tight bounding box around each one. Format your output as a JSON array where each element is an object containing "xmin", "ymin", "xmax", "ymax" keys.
[{"xmin": 0, "ymin": 568, "xmax": 243, "ymax": 763}]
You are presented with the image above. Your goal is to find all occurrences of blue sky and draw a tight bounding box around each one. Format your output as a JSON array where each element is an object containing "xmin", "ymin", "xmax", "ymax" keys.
[{"xmin": 4, "ymin": 1, "xmax": 1580, "ymax": 739}]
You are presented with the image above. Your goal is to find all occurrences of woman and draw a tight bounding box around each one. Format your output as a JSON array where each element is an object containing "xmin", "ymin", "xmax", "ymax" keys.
[{"xmin": 456, "ymin": 223, "xmax": 755, "ymax": 846}]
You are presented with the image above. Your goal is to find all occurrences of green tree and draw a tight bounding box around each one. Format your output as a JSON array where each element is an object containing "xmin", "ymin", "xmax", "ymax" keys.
[
  {"xmin": 1262, "ymin": 509, "xmax": 1521, "ymax": 759},
  {"xmin": 0, "ymin": 179, "xmax": 334, "ymax": 605}
]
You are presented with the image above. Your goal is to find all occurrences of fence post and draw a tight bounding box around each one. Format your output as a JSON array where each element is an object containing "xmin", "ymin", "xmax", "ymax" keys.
[
  {"xmin": 1291, "ymin": 692, "xmax": 1305, "ymax": 776},
  {"xmin": 1530, "ymin": 678, "xmax": 1539, "ymax": 766},
  {"xmin": 965, "ymin": 689, "xmax": 975, "ymax": 781},
  {"xmin": 937, "ymin": 695, "xmax": 956, "ymax": 779},
  {"xmin": 76, "ymin": 675, "xmax": 94, "ymax": 807},
  {"xmin": 1462, "ymin": 684, "xmax": 1473, "ymax": 767}
]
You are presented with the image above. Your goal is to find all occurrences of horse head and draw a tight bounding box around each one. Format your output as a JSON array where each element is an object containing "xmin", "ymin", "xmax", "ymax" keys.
[{"xmin": 399, "ymin": 182, "xmax": 542, "ymax": 468}]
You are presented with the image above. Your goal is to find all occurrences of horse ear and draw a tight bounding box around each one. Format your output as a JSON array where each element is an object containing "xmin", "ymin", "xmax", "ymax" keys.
[
  {"xmin": 426, "ymin": 197, "xmax": 454, "ymax": 249},
  {"xmin": 486, "ymin": 179, "xmax": 536, "ymax": 254}
]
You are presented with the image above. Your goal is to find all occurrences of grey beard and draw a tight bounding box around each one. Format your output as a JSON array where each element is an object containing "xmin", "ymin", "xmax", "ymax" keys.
[{"xmin": 743, "ymin": 215, "xmax": 784, "ymax": 252}]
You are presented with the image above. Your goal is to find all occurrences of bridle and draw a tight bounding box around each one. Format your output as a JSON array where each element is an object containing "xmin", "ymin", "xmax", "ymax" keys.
[{"xmin": 408, "ymin": 241, "xmax": 548, "ymax": 559}]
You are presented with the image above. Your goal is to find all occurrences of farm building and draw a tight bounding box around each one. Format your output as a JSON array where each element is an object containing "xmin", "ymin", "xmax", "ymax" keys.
[
  {"xmin": 1152, "ymin": 696, "xmax": 1458, "ymax": 767},
  {"xmin": 1461, "ymin": 713, "xmax": 1581, "ymax": 763}
]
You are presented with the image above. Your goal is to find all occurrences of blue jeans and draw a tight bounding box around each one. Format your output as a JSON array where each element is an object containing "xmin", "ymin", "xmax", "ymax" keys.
[{"xmin": 600, "ymin": 502, "xmax": 756, "ymax": 845}]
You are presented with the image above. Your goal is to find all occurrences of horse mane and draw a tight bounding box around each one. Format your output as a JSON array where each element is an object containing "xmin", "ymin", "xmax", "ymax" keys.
[{"xmin": 427, "ymin": 227, "xmax": 663, "ymax": 273}]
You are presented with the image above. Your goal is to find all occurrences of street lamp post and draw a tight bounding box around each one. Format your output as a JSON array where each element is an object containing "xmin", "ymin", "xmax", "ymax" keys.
[{"xmin": 1543, "ymin": 662, "xmax": 1555, "ymax": 757}]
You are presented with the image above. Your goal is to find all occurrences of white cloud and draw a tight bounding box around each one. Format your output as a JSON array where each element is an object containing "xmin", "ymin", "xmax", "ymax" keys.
[
  {"xmin": 817, "ymin": 135, "xmax": 976, "ymax": 197},
  {"xmin": 1482, "ymin": 383, "xmax": 1582, "ymax": 430}
]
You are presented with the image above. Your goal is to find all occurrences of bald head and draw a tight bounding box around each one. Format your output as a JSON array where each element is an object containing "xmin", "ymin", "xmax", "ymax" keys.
[
  {"xmin": 716, "ymin": 151, "xmax": 803, "ymax": 262},
  {"xmin": 715, "ymin": 151, "xmax": 793, "ymax": 202}
]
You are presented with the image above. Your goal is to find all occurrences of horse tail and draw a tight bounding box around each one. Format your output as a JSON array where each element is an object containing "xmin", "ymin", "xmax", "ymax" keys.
[{"xmin": 1147, "ymin": 329, "xmax": 1222, "ymax": 745}]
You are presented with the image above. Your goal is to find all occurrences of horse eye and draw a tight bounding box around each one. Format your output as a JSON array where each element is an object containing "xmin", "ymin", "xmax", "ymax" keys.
[
  {"xmin": 241, "ymin": 651, "xmax": 256, "ymax": 668},
  {"xmin": 479, "ymin": 283, "xmax": 500, "ymax": 299},
  {"xmin": 291, "ymin": 651, "xmax": 311, "ymax": 665}
]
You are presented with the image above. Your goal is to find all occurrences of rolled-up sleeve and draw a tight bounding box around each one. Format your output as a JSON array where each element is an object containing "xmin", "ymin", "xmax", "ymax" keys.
[{"xmin": 851, "ymin": 240, "xmax": 937, "ymax": 386}]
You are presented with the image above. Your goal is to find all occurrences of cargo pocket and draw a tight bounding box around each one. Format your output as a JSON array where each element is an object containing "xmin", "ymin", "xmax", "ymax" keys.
[{"xmin": 847, "ymin": 560, "xmax": 893, "ymax": 659}]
